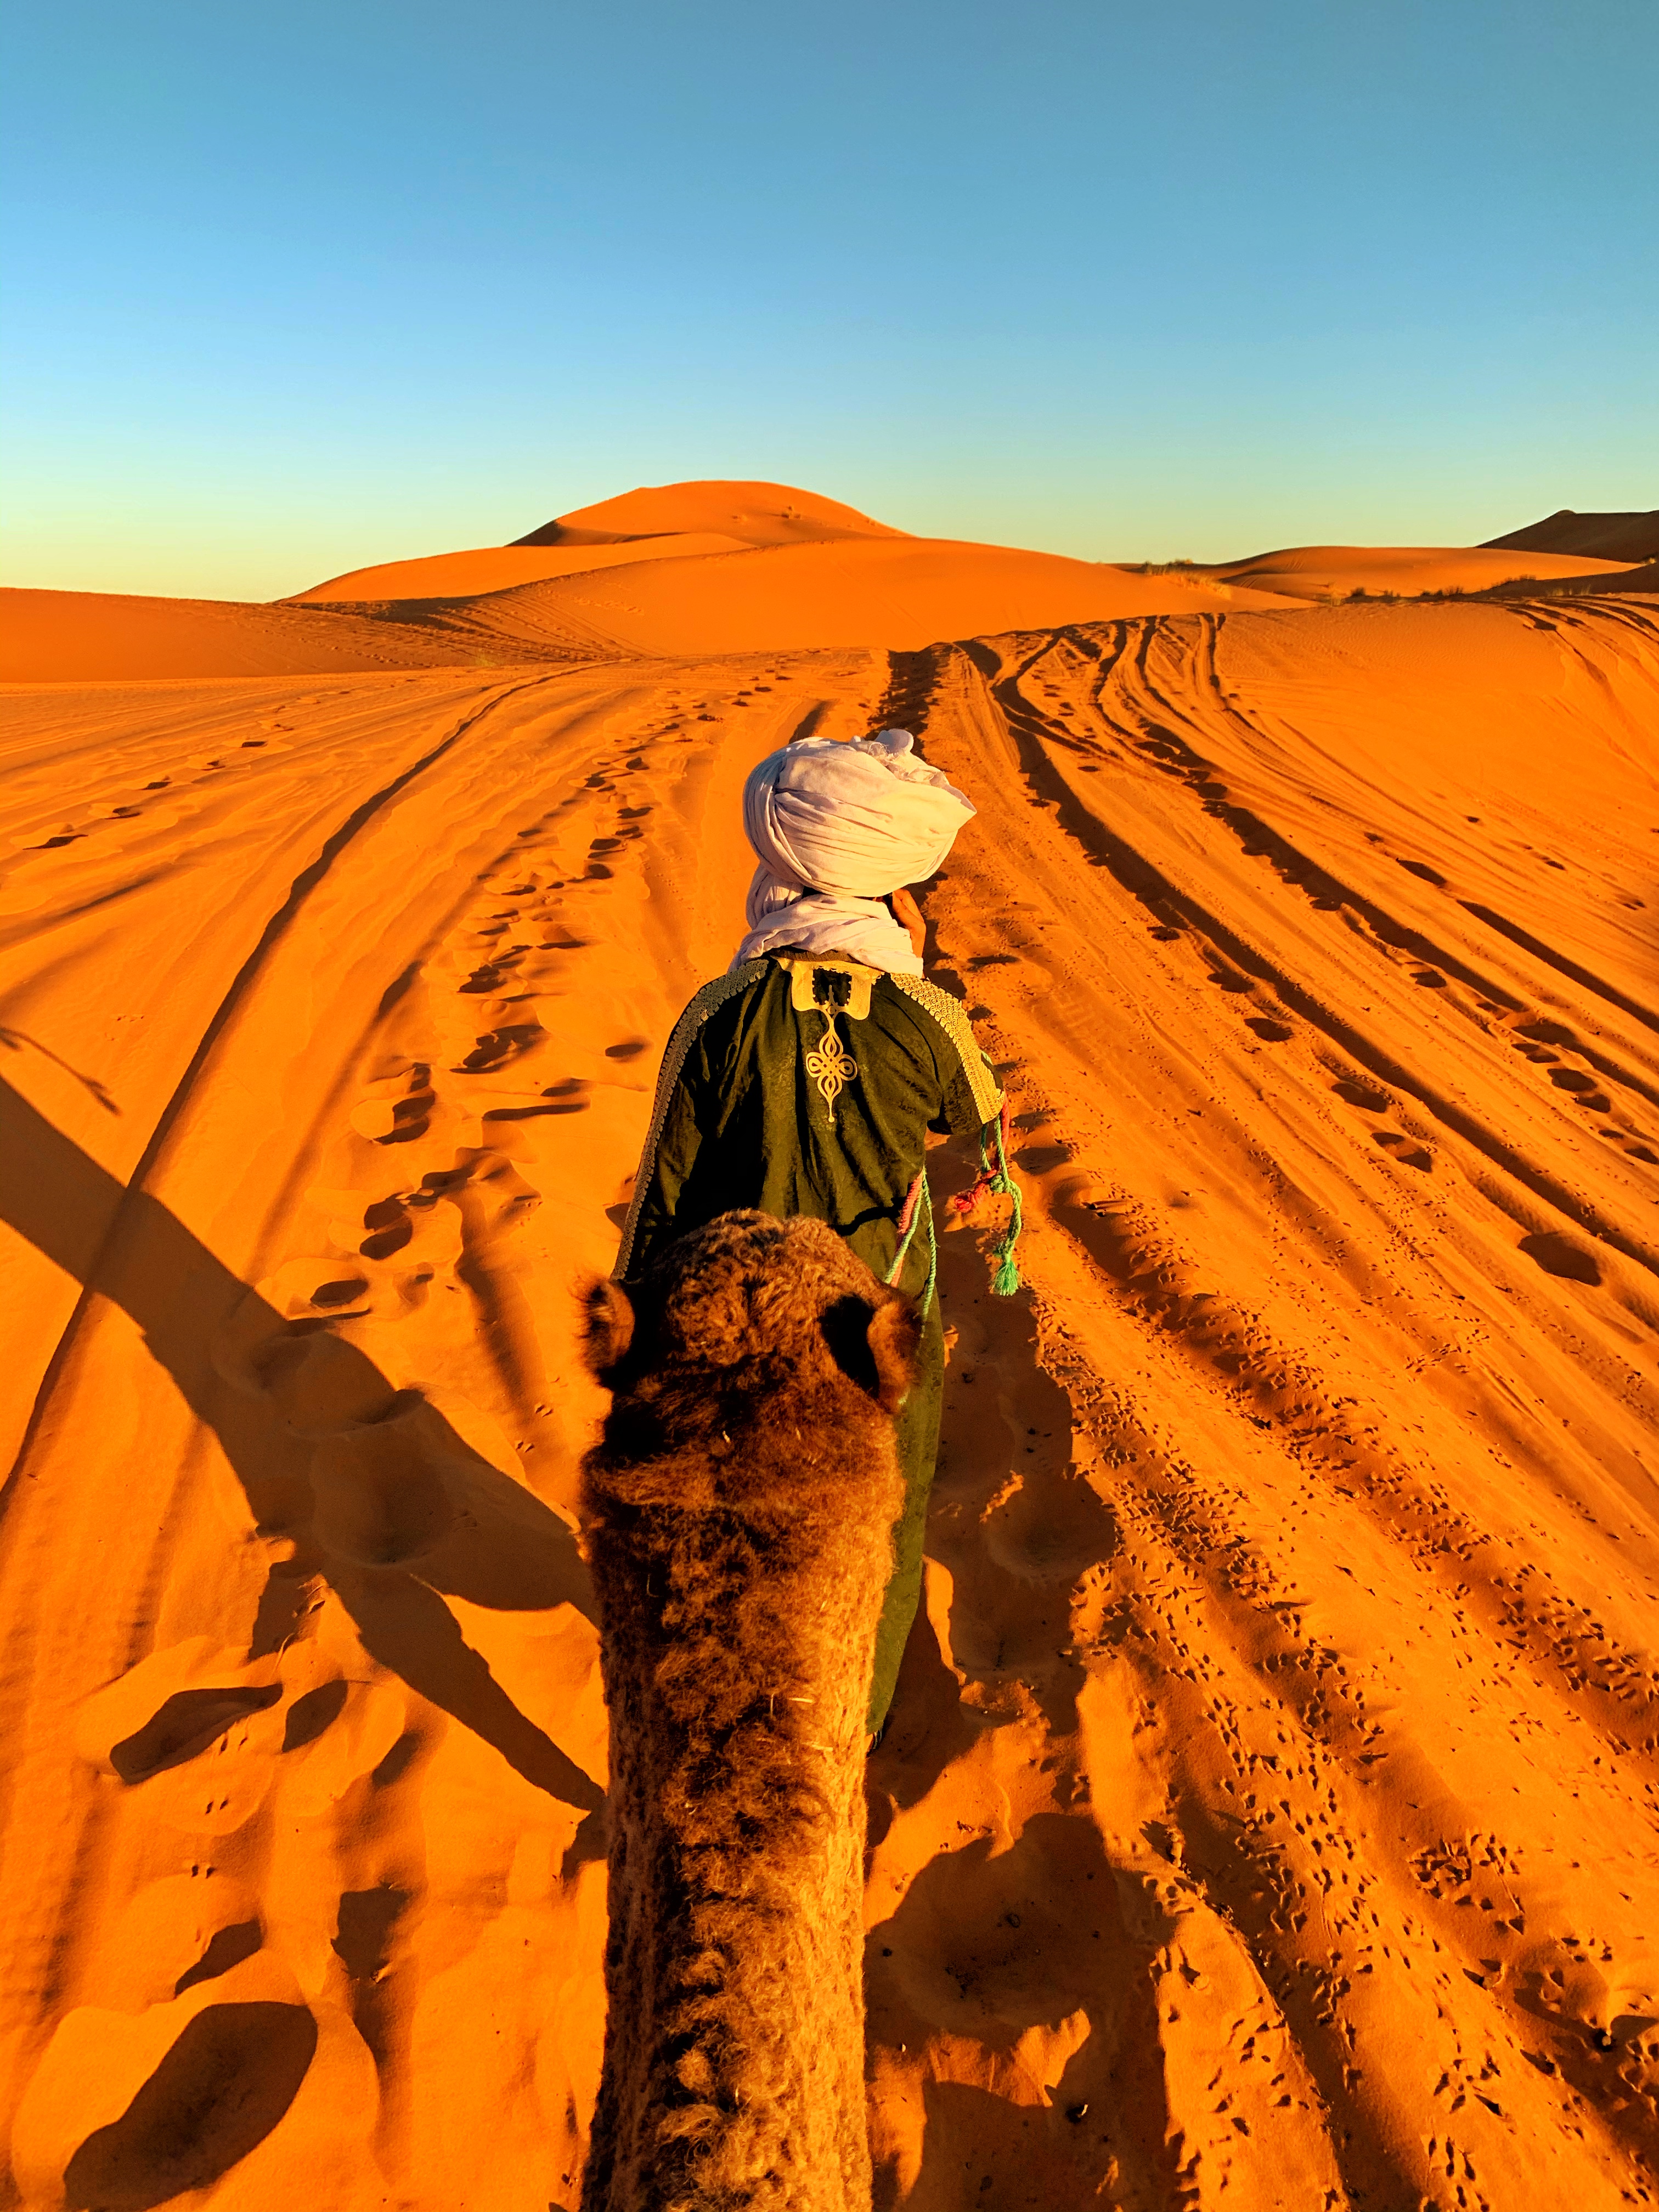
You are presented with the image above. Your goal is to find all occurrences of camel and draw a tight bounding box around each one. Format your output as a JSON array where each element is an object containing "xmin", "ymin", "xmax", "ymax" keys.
[{"xmin": 577, "ymin": 1209, "xmax": 921, "ymax": 2212}]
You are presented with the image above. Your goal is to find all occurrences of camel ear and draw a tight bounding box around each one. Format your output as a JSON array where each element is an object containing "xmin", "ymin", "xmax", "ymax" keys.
[
  {"xmin": 579, "ymin": 1277, "xmax": 634, "ymax": 1380},
  {"xmin": 866, "ymin": 1293, "xmax": 924, "ymax": 1414}
]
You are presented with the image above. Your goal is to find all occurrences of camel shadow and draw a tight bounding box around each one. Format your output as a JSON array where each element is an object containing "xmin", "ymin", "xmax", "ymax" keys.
[
  {"xmin": 869, "ymin": 1135, "xmax": 1116, "ymax": 1827},
  {"xmin": 861, "ymin": 1119, "xmax": 1136, "ymax": 2203},
  {"xmin": 866, "ymin": 1815, "xmax": 1177, "ymax": 2209},
  {"xmin": 0, "ymin": 1074, "xmax": 604, "ymax": 1820}
]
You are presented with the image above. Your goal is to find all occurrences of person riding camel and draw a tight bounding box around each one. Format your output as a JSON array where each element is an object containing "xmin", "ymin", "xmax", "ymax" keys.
[{"xmin": 614, "ymin": 726, "xmax": 1022, "ymax": 1736}]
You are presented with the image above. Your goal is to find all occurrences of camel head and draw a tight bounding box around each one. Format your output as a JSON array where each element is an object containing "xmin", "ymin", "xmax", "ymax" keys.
[{"xmin": 579, "ymin": 1210, "xmax": 921, "ymax": 1512}]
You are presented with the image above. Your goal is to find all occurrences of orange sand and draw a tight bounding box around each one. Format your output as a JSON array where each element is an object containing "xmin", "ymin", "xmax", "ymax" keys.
[
  {"xmin": 2, "ymin": 485, "xmax": 1658, "ymax": 2210},
  {"xmin": 285, "ymin": 481, "xmax": 1297, "ymax": 659},
  {"xmin": 1198, "ymin": 544, "xmax": 1633, "ymax": 600},
  {"xmin": 285, "ymin": 534, "xmax": 754, "ymax": 606},
  {"xmin": 0, "ymin": 589, "xmax": 558, "ymax": 685},
  {"xmin": 514, "ymin": 478, "xmax": 913, "ymax": 546},
  {"xmin": 4, "ymin": 546, "xmax": 1289, "ymax": 684}
]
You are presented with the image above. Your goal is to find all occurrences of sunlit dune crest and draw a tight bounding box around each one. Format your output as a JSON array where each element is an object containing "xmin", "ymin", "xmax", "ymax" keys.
[
  {"xmin": 513, "ymin": 476, "xmax": 913, "ymax": 547},
  {"xmin": 2, "ymin": 482, "xmax": 1657, "ymax": 2209},
  {"xmin": 285, "ymin": 534, "xmax": 757, "ymax": 606}
]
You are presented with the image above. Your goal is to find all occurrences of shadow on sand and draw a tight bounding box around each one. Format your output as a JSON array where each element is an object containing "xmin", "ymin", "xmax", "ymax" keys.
[{"xmin": 0, "ymin": 1074, "xmax": 604, "ymax": 1822}]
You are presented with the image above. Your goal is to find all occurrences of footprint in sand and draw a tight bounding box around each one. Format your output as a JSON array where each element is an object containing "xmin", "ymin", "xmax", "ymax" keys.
[
  {"xmin": 308, "ymin": 1393, "xmax": 461, "ymax": 1568},
  {"xmin": 349, "ymin": 1065, "xmax": 435, "ymax": 1146},
  {"xmin": 212, "ymin": 1292, "xmax": 401, "ymax": 1431},
  {"xmin": 1518, "ymin": 1231, "xmax": 1602, "ymax": 1287},
  {"xmin": 1548, "ymin": 1066, "xmax": 1613, "ymax": 1111},
  {"xmin": 1332, "ymin": 1079, "xmax": 1390, "ymax": 1111},
  {"xmin": 358, "ymin": 1196, "xmax": 413, "ymax": 1259},
  {"xmin": 109, "ymin": 1685, "xmax": 284, "ymax": 1785},
  {"xmin": 455, "ymin": 1022, "xmax": 546, "ymax": 1074},
  {"xmin": 76, "ymin": 1640, "xmax": 288, "ymax": 1834},
  {"xmin": 174, "ymin": 1918, "xmax": 264, "ymax": 1996},
  {"xmin": 93, "ymin": 1872, "xmax": 266, "ymax": 2010},
  {"xmin": 16, "ymin": 1991, "xmax": 319, "ymax": 2211},
  {"xmin": 538, "ymin": 1076, "xmax": 591, "ymax": 1113},
  {"xmin": 980, "ymin": 1460, "xmax": 1119, "ymax": 1587},
  {"xmin": 1372, "ymin": 1130, "xmax": 1434, "ymax": 1171},
  {"xmin": 1330, "ymin": 1075, "xmax": 1433, "ymax": 1167}
]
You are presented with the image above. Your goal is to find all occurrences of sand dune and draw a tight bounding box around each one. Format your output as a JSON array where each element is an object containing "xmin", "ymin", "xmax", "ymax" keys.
[
  {"xmin": 1199, "ymin": 543, "xmax": 1632, "ymax": 600},
  {"xmin": 5, "ymin": 512, "xmax": 1296, "ymax": 681},
  {"xmin": 1483, "ymin": 509, "xmax": 1659, "ymax": 565},
  {"xmin": 1487, "ymin": 558, "xmax": 1659, "ymax": 601},
  {"xmin": 3, "ymin": 560, "xmax": 1657, "ymax": 2208},
  {"xmin": 284, "ymin": 534, "xmax": 755, "ymax": 606},
  {"xmin": 514, "ymin": 477, "xmax": 910, "ymax": 548},
  {"xmin": 296, "ymin": 478, "xmax": 1297, "ymax": 657},
  {"xmin": 384, "ymin": 536, "xmax": 1294, "ymax": 659},
  {"xmin": 0, "ymin": 587, "xmax": 567, "ymax": 685}
]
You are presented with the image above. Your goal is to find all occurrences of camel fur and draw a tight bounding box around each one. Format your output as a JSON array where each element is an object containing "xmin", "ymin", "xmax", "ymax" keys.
[{"xmin": 577, "ymin": 1209, "xmax": 919, "ymax": 2212}]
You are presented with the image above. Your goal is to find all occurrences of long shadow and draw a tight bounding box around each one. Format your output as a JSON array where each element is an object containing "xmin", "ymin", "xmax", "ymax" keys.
[
  {"xmin": 865, "ymin": 1815, "xmax": 1177, "ymax": 2210},
  {"xmin": 0, "ymin": 1075, "xmax": 604, "ymax": 1818}
]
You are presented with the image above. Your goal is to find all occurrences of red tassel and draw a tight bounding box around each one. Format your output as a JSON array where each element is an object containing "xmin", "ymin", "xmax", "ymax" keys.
[{"xmin": 949, "ymin": 1171, "xmax": 994, "ymax": 1217}]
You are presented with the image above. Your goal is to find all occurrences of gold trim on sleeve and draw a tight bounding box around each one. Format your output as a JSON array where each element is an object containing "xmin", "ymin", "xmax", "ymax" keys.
[{"xmin": 887, "ymin": 972, "xmax": 1005, "ymax": 1126}]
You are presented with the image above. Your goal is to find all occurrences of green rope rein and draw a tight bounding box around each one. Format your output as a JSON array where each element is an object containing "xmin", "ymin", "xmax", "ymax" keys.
[
  {"xmin": 984, "ymin": 1111, "xmax": 1024, "ymax": 1296},
  {"xmin": 888, "ymin": 1110, "xmax": 1022, "ymax": 1316},
  {"xmin": 885, "ymin": 1166, "xmax": 938, "ymax": 1317}
]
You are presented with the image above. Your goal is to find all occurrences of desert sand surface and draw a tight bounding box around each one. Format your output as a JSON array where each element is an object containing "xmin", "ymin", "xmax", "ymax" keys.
[
  {"xmin": 1494, "ymin": 561, "xmax": 1659, "ymax": 603},
  {"xmin": 2, "ymin": 489, "xmax": 1659, "ymax": 2211},
  {"xmin": 291, "ymin": 479, "xmax": 1295, "ymax": 658},
  {"xmin": 285, "ymin": 535, "xmax": 756, "ymax": 606},
  {"xmin": 3, "ymin": 482, "xmax": 1296, "ymax": 681},
  {"xmin": 1197, "ymin": 545, "xmax": 1632, "ymax": 602},
  {"xmin": 0, "ymin": 589, "xmax": 569, "ymax": 686},
  {"xmin": 421, "ymin": 535, "xmax": 1292, "ymax": 661},
  {"xmin": 512, "ymin": 478, "xmax": 914, "ymax": 547}
]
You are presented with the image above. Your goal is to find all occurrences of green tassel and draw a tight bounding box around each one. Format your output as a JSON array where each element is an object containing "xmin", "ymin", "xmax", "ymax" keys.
[
  {"xmin": 885, "ymin": 1167, "xmax": 938, "ymax": 1319},
  {"xmin": 988, "ymin": 1110, "xmax": 1024, "ymax": 1297}
]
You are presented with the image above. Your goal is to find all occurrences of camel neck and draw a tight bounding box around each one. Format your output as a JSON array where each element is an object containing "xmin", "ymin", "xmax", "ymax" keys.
[{"xmin": 582, "ymin": 1434, "xmax": 896, "ymax": 2211}]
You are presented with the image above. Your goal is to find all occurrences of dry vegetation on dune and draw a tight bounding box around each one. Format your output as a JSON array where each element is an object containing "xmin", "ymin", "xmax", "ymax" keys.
[{"xmin": 1, "ymin": 527, "xmax": 1658, "ymax": 2212}]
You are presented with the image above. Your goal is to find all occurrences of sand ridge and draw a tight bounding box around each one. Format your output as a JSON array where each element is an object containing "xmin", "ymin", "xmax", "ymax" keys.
[
  {"xmin": 3, "ymin": 543, "xmax": 1295, "ymax": 685},
  {"xmin": 1194, "ymin": 545, "xmax": 1634, "ymax": 601},
  {"xmin": 512, "ymin": 477, "xmax": 913, "ymax": 548},
  {"xmin": 0, "ymin": 588, "xmax": 595, "ymax": 686},
  {"xmin": 2, "ymin": 543, "xmax": 1658, "ymax": 2205},
  {"xmin": 284, "ymin": 534, "xmax": 757, "ymax": 607}
]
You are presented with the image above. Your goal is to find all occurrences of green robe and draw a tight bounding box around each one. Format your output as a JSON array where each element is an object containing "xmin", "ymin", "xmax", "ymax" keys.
[{"xmin": 617, "ymin": 951, "xmax": 1003, "ymax": 1731}]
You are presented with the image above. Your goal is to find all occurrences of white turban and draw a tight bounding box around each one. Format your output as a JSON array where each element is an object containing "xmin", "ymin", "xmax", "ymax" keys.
[{"xmin": 730, "ymin": 730, "xmax": 975, "ymax": 976}]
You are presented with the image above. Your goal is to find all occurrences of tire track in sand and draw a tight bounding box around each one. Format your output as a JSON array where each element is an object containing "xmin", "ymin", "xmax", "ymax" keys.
[{"xmin": 864, "ymin": 616, "xmax": 1659, "ymax": 2208}]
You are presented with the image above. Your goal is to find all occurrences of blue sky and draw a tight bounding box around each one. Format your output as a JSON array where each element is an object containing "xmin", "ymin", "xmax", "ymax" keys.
[{"xmin": 3, "ymin": 0, "xmax": 1654, "ymax": 599}]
